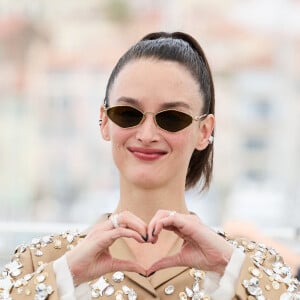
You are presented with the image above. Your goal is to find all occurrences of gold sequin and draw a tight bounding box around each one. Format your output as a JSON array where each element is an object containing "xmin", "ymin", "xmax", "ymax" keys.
[
  {"xmin": 178, "ymin": 291, "xmax": 187, "ymax": 300},
  {"xmin": 242, "ymin": 240, "xmax": 248, "ymax": 246},
  {"xmin": 251, "ymin": 268, "xmax": 262, "ymax": 278},
  {"xmin": 189, "ymin": 269, "xmax": 195, "ymax": 277},
  {"xmin": 22, "ymin": 280, "xmax": 28, "ymax": 286},
  {"xmin": 272, "ymin": 281, "xmax": 280, "ymax": 290},
  {"xmin": 247, "ymin": 243, "xmax": 256, "ymax": 251},
  {"xmin": 265, "ymin": 284, "xmax": 271, "ymax": 291},
  {"xmin": 67, "ymin": 244, "xmax": 74, "ymax": 250},
  {"xmin": 115, "ymin": 290, "xmax": 125, "ymax": 300},
  {"xmin": 25, "ymin": 289, "xmax": 31, "ymax": 296},
  {"xmin": 54, "ymin": 240, "xmax": 62, "ymax": 249}
]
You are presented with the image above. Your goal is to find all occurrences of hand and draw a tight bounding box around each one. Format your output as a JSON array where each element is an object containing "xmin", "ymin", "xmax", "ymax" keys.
[
  {"xmin": 66, "ymin": 211, "xmax": 147, "ymax": 286},
  {"xmin": 146, "ymin": 210, "xmax": 234, "ymax": 276}
]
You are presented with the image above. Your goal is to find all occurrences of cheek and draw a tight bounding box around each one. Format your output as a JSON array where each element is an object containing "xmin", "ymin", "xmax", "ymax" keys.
[
  {"xmin": 170, "ymin": 131, "xmax": 196, "ymax": 156},
  {"xmin": 176, "ymin": 128, "xmax": 197, "ymax": 145},
  {"xmin": 109, "ymin": 128, "xmax": 131, "ymax": 155}
]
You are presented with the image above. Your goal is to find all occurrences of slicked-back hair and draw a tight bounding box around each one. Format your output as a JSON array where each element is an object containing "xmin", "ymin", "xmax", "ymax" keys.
[{"xmin": 103, "ymin": 32, "xmax": 215, "ymax": 191}]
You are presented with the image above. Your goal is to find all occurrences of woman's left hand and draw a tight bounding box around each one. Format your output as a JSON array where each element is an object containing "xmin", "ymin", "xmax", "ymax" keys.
[{"xmin": 146, "ymin": 210, "xmax": 233, "ymax": 276}]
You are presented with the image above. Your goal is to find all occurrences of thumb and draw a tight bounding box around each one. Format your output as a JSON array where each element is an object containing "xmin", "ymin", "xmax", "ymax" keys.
[{"xmin": 147, "ymin": 254, "xmax": 181, "ymax": 276}]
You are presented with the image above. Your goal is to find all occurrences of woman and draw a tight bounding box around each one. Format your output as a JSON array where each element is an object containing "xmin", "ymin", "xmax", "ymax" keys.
[{"xmin": 1, "ymin": 32, "xmax": 299, "ymax": 300}]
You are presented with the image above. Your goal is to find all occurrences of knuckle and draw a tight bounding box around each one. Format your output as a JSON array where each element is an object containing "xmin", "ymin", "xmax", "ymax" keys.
[{"xmin": 122, "ymin": 210, "xmax": 130, "ymax": 217}]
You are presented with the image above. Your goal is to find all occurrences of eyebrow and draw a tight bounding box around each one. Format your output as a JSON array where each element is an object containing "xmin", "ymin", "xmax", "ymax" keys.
[
  {"xmin": 160, "ymin": 101, "xmax": 191, "ymax": 110},
  {"xmin": 115, "ymin": 97, "xmax": 192, "ymax": 110},
  {"xmin": 116, "ymin": 97, "xmax": 140, "ymax": 106}
]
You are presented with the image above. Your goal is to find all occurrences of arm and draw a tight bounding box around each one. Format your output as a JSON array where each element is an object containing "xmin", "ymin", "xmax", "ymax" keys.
[
  {"xmin": 0, "ymin": 244, "xmax": 59, "ymax": 300},
  {"xmin": 0, "ymin": 231, "xmax": 84, "ymax": 300},
  {"xmin": 232, "ymin": 237, "xmax": 300, "ymax": 299},
  {"xmin": 146, "ymin": 210, "xmax": 300, "ymax": 299},
  {"xmin": 224, "ymin": 220, "xmax": 300, "ymax": 277}
]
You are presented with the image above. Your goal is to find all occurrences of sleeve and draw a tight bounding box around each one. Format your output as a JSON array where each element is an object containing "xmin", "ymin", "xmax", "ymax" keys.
[
  {"xmin": 232, "ymin": 238, "xmax": 300, "ymax": 299},
  {"xmin": 209, "ymin": 247, "xmax": 245, "ymax": 300},
  {"xmin": 52, "ymin": 255, "xmax": 76, "ymax": 300},
  {"xmin": 53, "ymin": 255, "xmax": 91, "ymax": 300},
  {"xmin": 0, "ymin": 245, "xmax": 59, "ymax": 300}
]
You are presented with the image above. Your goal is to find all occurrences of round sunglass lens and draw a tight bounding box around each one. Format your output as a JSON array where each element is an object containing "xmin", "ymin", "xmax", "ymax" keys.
[
  {"xmin": 156, "ymin": 110, "xmax": 192, "ymax": 132},
  {"xmin": 107, "ymin": 106, "xmax": 143, "ymax": 128}
]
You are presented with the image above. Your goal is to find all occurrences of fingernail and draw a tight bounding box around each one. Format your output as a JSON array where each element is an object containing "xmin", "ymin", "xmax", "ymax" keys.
[{"xmin": 142, "ymin": 234, "xmax": 148, "ymax": 241}]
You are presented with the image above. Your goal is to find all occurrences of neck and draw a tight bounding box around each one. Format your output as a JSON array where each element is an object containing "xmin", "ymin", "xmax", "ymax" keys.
[{"xmin": 115, "ymin": 178, "xmax": 189, "ymax": 223}]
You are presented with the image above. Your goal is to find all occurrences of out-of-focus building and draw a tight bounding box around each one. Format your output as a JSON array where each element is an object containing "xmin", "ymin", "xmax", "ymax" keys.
[{"xmin": 0, "ymin": 0, "xmax": 300, "ymax": 234}]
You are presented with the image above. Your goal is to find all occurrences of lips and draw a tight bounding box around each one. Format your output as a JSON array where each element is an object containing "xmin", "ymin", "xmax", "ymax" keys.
[{"xmin": 127, "ymin": 147, "xmax": 168, "ymax": 161}]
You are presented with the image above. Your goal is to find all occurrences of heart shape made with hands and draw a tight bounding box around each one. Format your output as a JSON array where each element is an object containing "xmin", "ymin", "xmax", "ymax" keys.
[
  {"xmin": 108, "ymin": 211, "xmax": 232, "ymax": 277},
  {"xmin": 67, "ymin": 211, "xmax": 231, "ymax": 285},
  {"xmin": 108, "ymin": 211, "xmax": 184, "ymax": 276}
]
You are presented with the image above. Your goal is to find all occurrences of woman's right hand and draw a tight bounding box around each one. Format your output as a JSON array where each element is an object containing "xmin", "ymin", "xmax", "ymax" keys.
[{"xmin": 66, "ymin": 211, "xmax": 147, "ymax": 286}]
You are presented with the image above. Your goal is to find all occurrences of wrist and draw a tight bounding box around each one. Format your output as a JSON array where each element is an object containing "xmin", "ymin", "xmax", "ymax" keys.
[
  {"xmin": 66, "ymin": 253, "xmax": 81, "ymax": 287},
  {"xmin": 216, "ymin": 244, "xmax": 234, "ymax": 275}
]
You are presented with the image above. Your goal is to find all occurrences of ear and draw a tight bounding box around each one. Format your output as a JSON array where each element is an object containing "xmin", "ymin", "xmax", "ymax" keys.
[
  {"xmin": 195, "ymin": 114, "xmax": 215, "ymax": 150},
  {"xmin": 99, "ymin": 106, "xmax": 111, "ymax": 141}
]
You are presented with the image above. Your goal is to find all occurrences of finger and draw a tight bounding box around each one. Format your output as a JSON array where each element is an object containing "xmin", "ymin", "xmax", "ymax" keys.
[
  {"xmin": 111, "ymin": 211, "xmax": 148, "ymax": 240},
  {"xmin": 147, "ymin": 254, "xmax": 182, "ymax": 275},
  {"xmin": 109, "ymin": 227, "xmax": 145, "ymax": 244},
  {"xmin": 154, "ymin": 213, "xmax": 198, "ymax": 238},
  {"xmin": 148, "ymin": 210, "xmax": 173, "ymax": 242},
  {"xmin": 111, "ymin": 258, "xmax": 146, "ymax": 275},
  {"xmin": 148, "ymin": 211, "xmax": 184, "ymax": 243}
]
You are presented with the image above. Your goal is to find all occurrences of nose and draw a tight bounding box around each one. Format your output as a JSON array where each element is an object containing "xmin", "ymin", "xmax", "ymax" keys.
[{"xmin": 135, "ymin": 113, "xmax": 160, "ymax": 144}]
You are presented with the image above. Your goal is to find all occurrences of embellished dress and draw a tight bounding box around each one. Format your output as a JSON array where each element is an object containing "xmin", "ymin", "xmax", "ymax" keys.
[{"xmin": 0, "ymin": 228, "xmax": 299, "ymax": 300}]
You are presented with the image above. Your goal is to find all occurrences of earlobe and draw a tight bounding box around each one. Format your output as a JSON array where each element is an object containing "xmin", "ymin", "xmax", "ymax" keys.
[
  {"xmin": 195, "ymin": 114, "xmax": 215, "ymax": 150},
  {"xmin": 99, "ymin": 106, "xmax": 111, "ymax": 141}
]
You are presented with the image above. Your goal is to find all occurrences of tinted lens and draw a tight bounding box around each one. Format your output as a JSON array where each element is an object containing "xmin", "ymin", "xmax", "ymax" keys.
[
  {"xmin": 106, "ymin": 106, "xmax": 143, "ymax": 128},
  {"xmin": 156, "ymin": 110, "xmax": 193, "ymax": 132}
]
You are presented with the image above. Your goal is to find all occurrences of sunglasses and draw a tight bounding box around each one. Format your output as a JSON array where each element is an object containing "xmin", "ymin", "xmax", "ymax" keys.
[{"xmin": 104, "ymin": 105, "xmax": 207, "ymax": 132}]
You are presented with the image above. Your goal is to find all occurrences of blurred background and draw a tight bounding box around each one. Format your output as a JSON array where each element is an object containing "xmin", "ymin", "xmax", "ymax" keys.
[{"xmin": 0, "ymin": 0, "xmax": 300, "ymax": 267}]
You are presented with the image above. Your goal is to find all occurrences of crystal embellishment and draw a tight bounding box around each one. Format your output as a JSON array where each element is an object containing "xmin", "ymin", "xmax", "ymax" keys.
[
  {"xmin": 122, "ymin": 285, "xmax": 137, "ymax": 300},
  {"xmin": 164, "ymin": 284, "xmax": 175, "ymax": 295},
  {"xmin": 90, "ymin": 276, "xmax": 112, "ymax": 297},
  {"xmin": 34, "ymin": 283, "xmax": 54, "ymax": 300},
  {"xmin": 112, "ymin": 271, "xmax": 124, "ymax": 283},
  {"xmin": 178, "ymin": 268, "xmax": 209, "ymax": 300},
  {"xmin": 104, "ymin": 285, "xmax": 115, "ymax": 296}
]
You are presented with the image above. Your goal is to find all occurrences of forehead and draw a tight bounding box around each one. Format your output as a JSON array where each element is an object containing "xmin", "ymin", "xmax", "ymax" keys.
[{"xmin": 109, "ymin": 58, "xmax": 203, "ymax": 110}]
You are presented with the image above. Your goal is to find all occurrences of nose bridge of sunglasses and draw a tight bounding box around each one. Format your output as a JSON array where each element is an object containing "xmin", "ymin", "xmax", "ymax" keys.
[{"xmin": 140, "ymin": 111, "xmax": 157, "ymax": 127}]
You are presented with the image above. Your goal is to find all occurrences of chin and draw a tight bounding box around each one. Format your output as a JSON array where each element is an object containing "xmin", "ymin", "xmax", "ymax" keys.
[{"xmin": 127, "ymin": 173, "xmax": 165, "ymax": 189}]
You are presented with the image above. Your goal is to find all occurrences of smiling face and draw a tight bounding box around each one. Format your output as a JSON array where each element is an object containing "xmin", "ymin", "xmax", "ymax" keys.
[{"xmin": 101, "ymin": 58, "xmax": 214, "ymax": 190}]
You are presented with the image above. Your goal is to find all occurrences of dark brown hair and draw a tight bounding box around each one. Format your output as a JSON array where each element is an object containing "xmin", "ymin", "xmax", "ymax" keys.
[{"xmin": 104, "ymin": 31, "xmax": 215, "ymax": 191}]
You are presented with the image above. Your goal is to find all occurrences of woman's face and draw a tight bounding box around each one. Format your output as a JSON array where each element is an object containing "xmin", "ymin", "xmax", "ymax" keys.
[{"xmin": 100, "ymin": 58, "xmax": 214, "ymax": 189}]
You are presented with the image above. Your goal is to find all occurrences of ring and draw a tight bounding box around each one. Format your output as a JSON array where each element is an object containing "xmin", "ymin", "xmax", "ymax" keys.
[
  {"xmin": 169, "ymin": 210, "xmax": 176, "ymax": 216},
  {"xmin": 110, "ymin": 214, "xmax": 119, "ymax": 228}
]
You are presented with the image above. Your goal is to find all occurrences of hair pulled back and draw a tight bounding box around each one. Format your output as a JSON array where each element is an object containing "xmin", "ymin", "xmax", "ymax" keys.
[{"xmin": 104, "ymin": 31, "xmax": 215, "ymax": 191}]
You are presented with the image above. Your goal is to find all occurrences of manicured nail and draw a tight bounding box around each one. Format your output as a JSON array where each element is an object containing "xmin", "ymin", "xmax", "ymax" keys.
[{"xmin": 142, "ymin": 234, "xmax": 148, "ymax": 242}]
